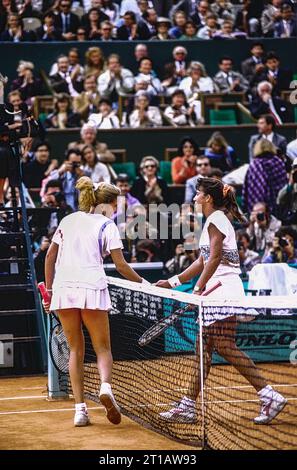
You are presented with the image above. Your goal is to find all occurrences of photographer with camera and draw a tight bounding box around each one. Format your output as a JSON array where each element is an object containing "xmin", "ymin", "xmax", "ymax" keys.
[
  {"xmin": 277, "ymin": 158, "xmax": 297, "ymax": 229},
  {"xmin": 263, "ymin": 227, "xmax": 297, "ymax": 264},
  {"xmin": 45, "ymin": 149, "xmax": 85, "ymax": 210},
  {"xmin": 247, "ymin": 201, "xmax": 282, "ymax": 257}
]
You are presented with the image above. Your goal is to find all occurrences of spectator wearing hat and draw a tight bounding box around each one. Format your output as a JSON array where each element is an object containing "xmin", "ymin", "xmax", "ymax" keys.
[
  {"xmin": 162, "ymin": 46, "xmax": 189, "ymax": 95},
  {"xmin": 151, "ymin": 17, "xmax": 174, "ymax": 40},
  {"xmin": 128, "ymin": 92, "xmax": 162, "ymax": 128},
  {"xmin": 87, "ymin": 99, "xmax": 120, "ymax": 129}
]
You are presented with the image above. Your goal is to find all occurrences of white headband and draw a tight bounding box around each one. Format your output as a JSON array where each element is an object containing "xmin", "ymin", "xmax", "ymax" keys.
[{"xmin": 93, "ymin": 183, "xmax": 100, "ymax": 191}]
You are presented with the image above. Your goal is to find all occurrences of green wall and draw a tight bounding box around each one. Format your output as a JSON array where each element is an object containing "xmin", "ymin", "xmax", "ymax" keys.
[{"xmin": 46, "ymin": 124, "xmax": 297, "ymax": 164}]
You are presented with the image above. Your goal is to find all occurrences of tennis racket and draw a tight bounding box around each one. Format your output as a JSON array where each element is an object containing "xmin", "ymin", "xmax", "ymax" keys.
[
  {"xmin": 38, "ymin": 282, "xmax": 69, "ymax": 374},
  {"xmin": 138, "ymin": 281, "xmax": 222, "ymax": 347}
]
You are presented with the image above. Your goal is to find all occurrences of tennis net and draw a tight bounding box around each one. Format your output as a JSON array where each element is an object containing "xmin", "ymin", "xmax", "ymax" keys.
[{"xmin": 51, "ymin": 277, "xmax": 297, "ymax": 449}]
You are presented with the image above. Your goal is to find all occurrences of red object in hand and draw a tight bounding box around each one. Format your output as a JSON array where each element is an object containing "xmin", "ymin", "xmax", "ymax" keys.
[
  {"xmin": 201, "ymin": 281, "xmax": 222, "ymax": 296},
  {"xmin": 38, "ymin": 282, "xmax": 51, "ymax": 304}
]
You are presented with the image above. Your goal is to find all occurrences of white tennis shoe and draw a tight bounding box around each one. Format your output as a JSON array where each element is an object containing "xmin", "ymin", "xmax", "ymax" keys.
[
  {"xmin": 159, "ymin": 397, "xmax": 197, "ymax": 423},
  {"xmin": 99, "ymin": 382, "xmax": 121, "ymax": 425},
  {"xmin": 254, "ymin": 386, "xmax": 287, "ymax": 424},
  {"xmin": 74, "ymin": 408, "xmax": 90, "ymax": 427}
]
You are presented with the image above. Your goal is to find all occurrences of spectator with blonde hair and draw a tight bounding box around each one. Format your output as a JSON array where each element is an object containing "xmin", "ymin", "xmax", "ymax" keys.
[
  {"xmin": 84, "ymin": 46, "xmax": 105, "ymax": 79},
  {"xmin": 242, "ymin": 138, "xmax": 287, "ymax": 214}
]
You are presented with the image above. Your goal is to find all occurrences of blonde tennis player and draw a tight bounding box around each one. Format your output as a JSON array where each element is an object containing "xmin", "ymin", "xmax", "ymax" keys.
[
  {"xmin": 156, "ymin": 177, "xmax": 287, "ymax": 425},
  {"xmin": 44, "ymin": 176, "xmax": 146, "ymax": 427}
]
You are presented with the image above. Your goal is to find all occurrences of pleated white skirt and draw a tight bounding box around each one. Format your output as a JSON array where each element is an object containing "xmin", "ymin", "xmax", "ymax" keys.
[{"xmin": 50, "ymin": 286, "xmax": 112, "ymax": 311}]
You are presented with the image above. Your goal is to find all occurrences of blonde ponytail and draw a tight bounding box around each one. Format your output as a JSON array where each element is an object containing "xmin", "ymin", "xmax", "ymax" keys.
[
  {"xmin": 76, "ymin": 176, "xmax": 96, "ymax": 212},
  {"xmin": 76, "ymin": 177, "xmax": 121, "ymax": 212}
]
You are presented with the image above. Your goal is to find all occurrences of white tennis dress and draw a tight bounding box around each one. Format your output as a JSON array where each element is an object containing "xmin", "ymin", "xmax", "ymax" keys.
[
  {"xmin": 50, "ymin": 211, "xmax": 123, "ymax": 311},
  {"xmin": 199, "ymin": 210, "xmax": 245, "ymax": 325}
]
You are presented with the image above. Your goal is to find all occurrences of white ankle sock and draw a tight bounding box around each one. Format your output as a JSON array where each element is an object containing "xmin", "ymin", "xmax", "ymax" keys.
[
  {"xmin": 75, "ymin": 402, "xmax": 87, "ymax": 411},
  {"xmin": 258, "ymin": 385, "xmax": 273, "ymax": 398}
]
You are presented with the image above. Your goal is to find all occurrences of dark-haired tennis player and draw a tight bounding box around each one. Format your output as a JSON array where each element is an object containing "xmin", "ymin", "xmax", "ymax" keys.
[
  {"xmin": 156, "ymin": 178, "xmax": 287, "ymax": 424},
  {"xmin": 44, "ymin": 177, "xmax": 148, "ymax": 427}
]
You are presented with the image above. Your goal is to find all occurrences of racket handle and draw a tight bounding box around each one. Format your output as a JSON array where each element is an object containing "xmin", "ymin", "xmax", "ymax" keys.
[
  {"xmin": 38, "ymin": 282, "xmax": 51, "ymax": 304},
  {"xmin": 201, "ymin": 281, "xmax": 222, "ymax": 296}
]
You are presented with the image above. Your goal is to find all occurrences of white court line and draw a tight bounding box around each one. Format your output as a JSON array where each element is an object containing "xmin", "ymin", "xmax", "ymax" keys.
[
  {"xmin": 0, "ymin": 396, "xmax": 45, "ymax": 401},
  {"xmin": 206, "ymin": 397, "xmax": 297, "ymax": 405},
  {"xmin": 20, "ymin": 387, "xmax": 45, "ymax": 390},
  {"xmin": 0, "ymin": 406, "xmax": 101, "ymax": 416}
]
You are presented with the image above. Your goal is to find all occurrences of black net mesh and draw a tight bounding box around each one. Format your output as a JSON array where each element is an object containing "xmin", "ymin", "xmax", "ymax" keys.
[{"xmin": 54, "ymin": 279, "xmax": 297, "ymax": 449}]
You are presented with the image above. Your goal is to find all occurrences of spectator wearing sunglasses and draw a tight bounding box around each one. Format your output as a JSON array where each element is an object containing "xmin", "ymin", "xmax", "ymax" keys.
[
  {"xmin": 131, "ymin": 156, "xmax": 168, "ymax": 205},
  {"xmin": 184, "ymin": 156, "xmax": 211, "ymax": 203}
]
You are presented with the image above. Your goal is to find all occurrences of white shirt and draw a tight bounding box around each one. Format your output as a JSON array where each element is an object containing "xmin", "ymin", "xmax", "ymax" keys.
[
  {"xmin": 263, "ymin": 132, "xmax": 274, "ymax": 143},
  {"xmin": 83, "ymin": 161, "xmax": 111, "ymax": 183},
  {"xmin": 88, "ymin": 112, "xmax": 120, "ymax": 129},
  {"xmin": 199, "ymin": 210, "xmax": 241, "ymax": 277},
  {"xmin": 179, "ymin": 76, "xmax": 215, "ymax": 98},
  {"xmin": 52, "ymin": 212, "xmax": 123, "ymax": 289}
]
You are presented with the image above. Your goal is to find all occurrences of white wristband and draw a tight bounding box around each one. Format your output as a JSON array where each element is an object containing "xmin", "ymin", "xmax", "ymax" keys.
[
  {"xmin": 141, "ymin": 278, "xmax": 151, "ymax": 285},
  {"xmin": 168, "ymin": 275, "xmax": 181, "ymax": 288}
]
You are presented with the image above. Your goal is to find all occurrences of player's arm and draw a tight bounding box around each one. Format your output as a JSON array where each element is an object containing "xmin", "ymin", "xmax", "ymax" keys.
[
  {"xmin": 155, "ymin": 255, "xmax": 204, "ymax": 288},
  {"xmin": 110, "ymin": 248, "xmax": 144, "ymax": 283},
  {"xmin": 195, "ymin": 223, "xmax": 223, "ymax": 292},
  {"xmin": 45, "ymin": 242, "xmax": 59, "ymax": 291}
]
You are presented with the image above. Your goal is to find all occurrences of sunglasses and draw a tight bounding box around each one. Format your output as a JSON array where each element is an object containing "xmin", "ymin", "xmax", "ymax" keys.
[
  {"xmin": 144, "ymin": 164, "xmax": 156, "ymax": 169},
  {"xmin": 197, "ymin": 163, "xmax": 210, "ymax": 167}
]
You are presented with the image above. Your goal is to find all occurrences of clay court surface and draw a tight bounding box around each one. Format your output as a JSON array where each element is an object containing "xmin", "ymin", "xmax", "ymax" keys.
[{"xmin": 0, "ymin": 376, "xmax": 196, "ymax": 450}]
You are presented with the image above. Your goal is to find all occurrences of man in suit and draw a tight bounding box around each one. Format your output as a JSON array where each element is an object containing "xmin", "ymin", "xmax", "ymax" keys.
[
  {"xmin": 54, "ymin": 0, "xmax": 80, "ymax": 41},
  {"xmin": 248, "ymin": 114, "xmax": 288, "ymax": 162},
  {"xmin": 214, "ymin": 56, "xmax": 249, "ymax": 94},
  {"xmin": 274, "ymin": 2, "xmax": 297, "ymax": 37},
  {"xmin": 50, "ymin": 55, "xmax": 82, "ymax": 96},
  {"xmin": 241, "ymin": 42, "xmax": 265, "ymax": 84},
  {"xmin": 116, "ymin": 10, "xmax": 139, "ymax": 40},
  {"xmin": 261, "ymin": 0, "xmax": 283, "ymax": 37},
  {"xmin": 250, "ymin": 51, "xmax": 293, "ymax": 97},
  {"xmin": 191, "ymin": 0, "xmax": 210, "ymax": 29},
  {"xmin": 36, "ymin": 12, "xmax": 63, "ymax": 41},
  {"xmin": 73, "ymin": 75, "xmax": 101, "ymax": 122},
  {"xmin": 250, "ymin": 80, "xmax": 294, "ymax": 123}
]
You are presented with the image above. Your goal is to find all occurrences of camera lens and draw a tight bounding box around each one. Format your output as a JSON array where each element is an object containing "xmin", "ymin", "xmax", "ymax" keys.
[
  {"xmin": 279, "ymin": 237, "xmax": 289, "ymax": 248},
  {"xmin": 256, "ymin": 212, "xmax": 265, "ymax": 222}
]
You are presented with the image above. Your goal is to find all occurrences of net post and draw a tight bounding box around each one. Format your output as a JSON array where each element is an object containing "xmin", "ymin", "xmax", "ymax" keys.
[
  {"xmin": 47, "ymin": 314, "xmax": 69, "ymax": 400},
  {"xmin": 198, "ymin": 297, "xmax": 206, "ymax": 449}
]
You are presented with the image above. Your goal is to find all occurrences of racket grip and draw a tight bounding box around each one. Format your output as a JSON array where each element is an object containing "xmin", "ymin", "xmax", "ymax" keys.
[
  {"xmin": 201, "ymin": 281, "xmax": 222, "ymax": 296},
  {"xmin": 38, "ymin": 282, "xmax": 51, "ymax": 304}
]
